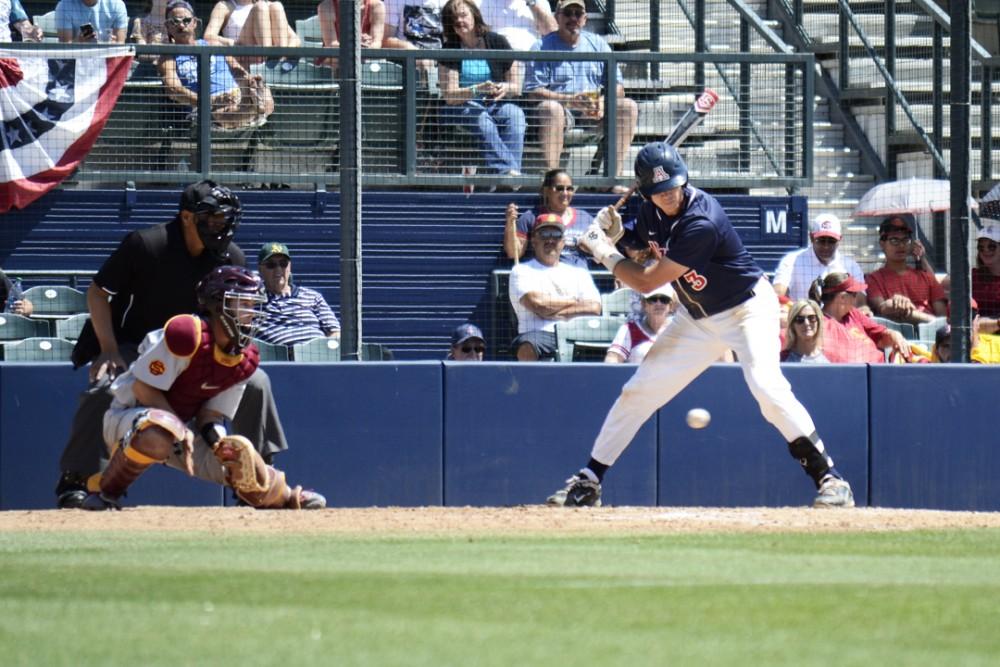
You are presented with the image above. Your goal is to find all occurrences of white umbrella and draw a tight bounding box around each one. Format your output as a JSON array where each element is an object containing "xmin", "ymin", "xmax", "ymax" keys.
[{"xmin": 854, "ymin": 178, "xmax": 978, "ymax": 218}]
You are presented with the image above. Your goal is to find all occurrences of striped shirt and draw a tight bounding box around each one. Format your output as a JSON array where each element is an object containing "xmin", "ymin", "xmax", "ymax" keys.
[{"xmin": 256, "ymin": 285, "xmax": 340, "ymax": 346}]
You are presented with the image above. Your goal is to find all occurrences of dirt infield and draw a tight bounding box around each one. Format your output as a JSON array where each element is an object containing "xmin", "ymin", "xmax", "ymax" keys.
[{"xmin": 3, "ymin": 506, "xmax": 1000, "ymax": 536}]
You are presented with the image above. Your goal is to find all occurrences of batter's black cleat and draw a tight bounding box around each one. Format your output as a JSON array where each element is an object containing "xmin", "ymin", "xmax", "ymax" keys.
[
  {"xmin": 546, "ymin": 474, "xmax": 602, "ymax": 507},
  {"xmin": 81, "ymin": 493, "xmax": 122, "ymax": 511}
]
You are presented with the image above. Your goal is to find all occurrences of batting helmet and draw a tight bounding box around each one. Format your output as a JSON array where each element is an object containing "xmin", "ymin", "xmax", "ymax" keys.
[
  {"xmin": 635, "ymin": 141, "xmax": 688, "ymax": 199},
  {"xmin": 196, "ymin": 266, "xmax": 265, "ymax": 352},
  {"xmin": 180, "ymin": 180, "xmax": 242, "ymax": 253}
]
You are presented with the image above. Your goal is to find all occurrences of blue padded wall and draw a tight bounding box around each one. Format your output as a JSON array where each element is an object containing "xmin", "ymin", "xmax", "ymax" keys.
[
  {"xmin": 0, "ymin": 364, "xmax": 222, "ymax": 509},
  {"xmin": 263, "ymin": 362, "xmax": 443, "ymax": 507},
  {"xmin": 443, "ymin": 362, "xmax": 657, "ymax": 506},
  {"xmin": 658, "ymin": 365, "xmax": 869, "ymax": 507},
  {"xmin": 869, "ymin": 365, "xmax": 1000, "ymax": 511}
]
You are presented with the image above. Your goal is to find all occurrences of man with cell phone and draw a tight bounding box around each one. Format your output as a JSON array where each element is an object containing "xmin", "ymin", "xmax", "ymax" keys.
[{"xmin": 55, "ymin": 0, "xmax": 128, "ymax": 43}]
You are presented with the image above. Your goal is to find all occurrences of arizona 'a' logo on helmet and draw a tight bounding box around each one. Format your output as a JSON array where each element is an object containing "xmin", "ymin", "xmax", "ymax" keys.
[{"xmin": 635, "ymin": 142, "xmax": 688, "ymax": 199}]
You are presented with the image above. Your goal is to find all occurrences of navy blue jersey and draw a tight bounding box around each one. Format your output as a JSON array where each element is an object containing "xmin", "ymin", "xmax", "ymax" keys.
[{"xmin": 634, "ymin": 186, "xmax": 762, "ymax": 318}]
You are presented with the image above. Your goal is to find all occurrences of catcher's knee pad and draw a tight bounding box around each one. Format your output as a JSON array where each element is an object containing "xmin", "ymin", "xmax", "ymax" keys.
[
  {"xmin": 214, "ymin": 435, "xmax": 302, "ymax": 509},
  {"xmin": 788, "ymin": 432, "xmax": 834, "ymax": 485},
  {"xmin": 120, "ymin": 409, "xmax": 189, "ymax": 461}
]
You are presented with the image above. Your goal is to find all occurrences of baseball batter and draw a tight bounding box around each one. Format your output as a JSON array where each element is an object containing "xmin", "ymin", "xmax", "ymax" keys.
[
  {"xmin": 547, "ymin": 141, "xmax": 855, "ymax": 509},
  {"xmin": 82, "ymin": 266, "xmax": 325, "ymax": 511}
]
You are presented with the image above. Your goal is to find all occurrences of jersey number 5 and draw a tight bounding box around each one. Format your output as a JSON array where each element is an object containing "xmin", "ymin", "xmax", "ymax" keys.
[{"xmin": 682, "ymin": 269, "xmax": 708, "ymax": 291}]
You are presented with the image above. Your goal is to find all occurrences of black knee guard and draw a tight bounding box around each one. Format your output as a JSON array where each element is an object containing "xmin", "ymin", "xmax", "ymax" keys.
[{"xmin": 788, "ymin": 432, "xmax": 835, "ymax": 487}]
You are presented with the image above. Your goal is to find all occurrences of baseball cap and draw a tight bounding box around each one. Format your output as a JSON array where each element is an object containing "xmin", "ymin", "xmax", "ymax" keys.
[
  {"xmin": 533, "ymin": 213, "xmax": 564, "ymax": 231},
  {"xmin": 643, "ymin": 283, "xmax": 675, "ymax": 300},
  {"xmin": 166, "ymin": 0, "xmax": 195, "ymax": 13},
  {"xmin": 977, "ymin": 222, "xmax": 1000, "ymax": 243},
  {"xmin": 557, "ymin": 0, "xmax": 586, "ymax": 10},
  {"xmin": 936, "ymin": 324, "xmax": 951, "ymax": 346},
  {"xmin": 879, "ymin": 214, "xmax": 914, "ymax": 237},
  {"xmin": 809, "ymin": 213, "xmax": 842, "ymax": 240},
  {"xmin": 258, "ymin": 242, "xmax": 291, "ymax": 263},
  {"xmin": 451, "ymin": 323, "xmax": 485, "ymax": 346},
  {"xmin": 821, "ymin": 275, "xmax": 867, "ymax": 295}
]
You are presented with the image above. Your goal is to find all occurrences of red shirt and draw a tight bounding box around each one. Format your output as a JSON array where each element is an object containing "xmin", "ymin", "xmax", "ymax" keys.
[
  {"xmin": 972, "ymin": 267, "xmax": 1000, "ymax": 318},
  {"xmin": 822, "ymin": 310, "xmax": 886, "ymax": 364},
  {"xmin": 865, "ymin": 266, "xmax": 945, "ymax": 315}
]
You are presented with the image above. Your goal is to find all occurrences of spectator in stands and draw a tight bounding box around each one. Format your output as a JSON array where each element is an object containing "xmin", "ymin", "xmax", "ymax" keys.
[
  {"xmin": 55, "ymin": 0, "xmax": 128, "ymax": 43},
  {"xmin": 204, "ymin": 0, "xmax": 301, "ymax": 71},
  {"xmin": 447, "ymin": 322, "xmax": 486, "ymax": 360},
  {"xmin": 935, "ymin": 299, "xmax": 1000, "ymax": 364},
  {"xmin": 384, "ymin": 0, "xmax": 445, "ymax": 51},
  {"xmin": 6, "ymin": 0, "xmax": 44, "ymax": 41},
  {"xmin": 865, "ymin": 215, "xmax": 947, "ymax": 325},
  {"xmin": 254, "ymin": 242, "xmax": 341, "ymax": 346},
  {"xmin": 54, "ymin": 180, "xmax": 290, "ymax": 509},
  {"xmin": 439, "ymin": 0, "xmax": 525, "ymax": 179},
  {"xmin": 812, "ymin": 272, "xmax": 909, "ymax": 364},
  {"xmin": 972, "ymin": 222, "xmax": 1000, "ymax": 319},
  {"xmin": 781, "ymin": 299, "xmax": 828, "ymax": 363},
  {"xmin": 604, "ymin": 284, "xmax": 674, "ymax": 364},
  {"xmin": 504, "ymin": 168, "xmax": 594, "ymax": 267},
  {"xmin": 128, "ymin": 0, "xmax": 168, "ymax": 53},
  {"xmin": 159, "ymin": 0, "xmax": 275, "ymax": 131},
  {"xmin": 0, "ymin": 267, "xmax": 33, "ymax": 315},
  {"xmin": 508, "ymin": 213, "xmax": 602, "ymax": 360},
  {"xmin": 477, "ymin": 0, "xmax": 556, "ymax": 51},
  {"xmin": 522, "ymin": 0, "xmax": 638, "ymax": 189},
  {"xmin": 772, "ymin": 213, "xmax": 866, "ymax": 304},
  {"xmin": 315, "ymin": 0, "xmax": 386, "ymax": 68}
]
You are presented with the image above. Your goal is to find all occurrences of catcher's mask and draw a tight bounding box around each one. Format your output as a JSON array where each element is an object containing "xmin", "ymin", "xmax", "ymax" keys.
[
  {"xmin": 181, "ymin": 180, "xmax": 242, "ymax": 253},
  {"xmin": 196, "ymin": 266, "xmax": 265, "ymax": 353}
]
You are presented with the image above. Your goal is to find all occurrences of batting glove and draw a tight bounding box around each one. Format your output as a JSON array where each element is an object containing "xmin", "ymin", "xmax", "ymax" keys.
[
  {"xmin": 580, "ymin": 222, "xmax": 626, "ymax": 271},
  {"xmin": 595, "ymin": 206, "xmax": 625, "ymax": 243}
]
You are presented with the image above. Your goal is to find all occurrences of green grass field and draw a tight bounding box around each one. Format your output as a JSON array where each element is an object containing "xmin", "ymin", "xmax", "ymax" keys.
[{"xmin": 2, "ymin": 528, "xmax": 1000, "ymax": 666}]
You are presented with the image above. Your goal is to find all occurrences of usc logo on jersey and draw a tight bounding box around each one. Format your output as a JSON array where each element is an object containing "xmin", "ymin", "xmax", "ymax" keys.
[{"xmin": 148, "ymin": 360, "xmax": 166, "ymax": 376}]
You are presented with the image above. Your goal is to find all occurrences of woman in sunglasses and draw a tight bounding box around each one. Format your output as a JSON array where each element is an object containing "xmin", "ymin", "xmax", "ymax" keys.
[
  {"xmin": 604, "ymin": 285, "xmax": 675, "ymax": 364},
  {"xmin": 158, "ymin": 0, "xmax": 274, "ymax": 130},
  {"xmin": 781, "ymin": 300, "xmax": 828, "ymax": 363},
  {"xmin": 972, "ymin": 222, "xmax": 1000, "ymax": 320},
  {"xmin": 503, "ymin": 168, "xmax": 595, "ymax": 268}
]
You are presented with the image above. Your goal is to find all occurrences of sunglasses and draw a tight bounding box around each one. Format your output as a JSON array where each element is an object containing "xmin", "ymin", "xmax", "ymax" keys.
[
  {"xmin": 882, "ymin": 236, "xmax": 912, "ymax": 246},
  {"xmin": 550, "ymin": 184, "xmax": 575, "ymax": 192},
  {"xmin": 792, "ymin": 315, "xmax": 818, "ymax": 325},
  {"xmin": 166, "ymin": 16, "xmax": 194, "ymax": 26},
  {"xmin": 536, "ymin": 228, "xmax": 564, "ymax": 240},
  {"xmin": 561, "ymin": 8, "xmax": 586, "ymax": 18},
  {"xmin": 461, "ymin": 345, "xmax": 485, "ymax": 354},
  {"xmin": 645, "ymin": 295, "xmax": 671, "ymax": 304},
  {"xmin": 263, "ymin": 259, "xmax": 290, "ymax": 269},
  {"xmin": 978, "ymin": 241, "xmax": 998, "ymax": 252}
]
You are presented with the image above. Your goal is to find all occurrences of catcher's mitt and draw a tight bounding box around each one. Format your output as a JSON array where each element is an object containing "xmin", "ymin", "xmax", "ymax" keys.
[{"xmin": 212, "ymin": 434, "xmax": 269, "ymax": 494}]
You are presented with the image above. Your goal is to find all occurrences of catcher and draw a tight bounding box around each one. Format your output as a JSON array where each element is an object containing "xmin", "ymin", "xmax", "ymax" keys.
[{"xmin": 81, "ymin": 265, "xmax": 325, "ymax": 511}]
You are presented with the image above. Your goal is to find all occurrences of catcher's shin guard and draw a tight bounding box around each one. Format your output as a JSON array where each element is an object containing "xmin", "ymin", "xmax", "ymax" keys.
[
  {"xmin": 101, "ymin": 409, "xmax": 187, "ymax": 499},
  {"xmin": 214, "ymin": 435, "xmax": 324, "ymax": 509}
]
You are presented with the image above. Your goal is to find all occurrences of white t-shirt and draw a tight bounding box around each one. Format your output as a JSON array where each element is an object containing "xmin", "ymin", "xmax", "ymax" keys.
[
  {"xmin": 772, "ymin": 245, "xmax": 865, "ymax": 302},
  {"xmin": 509, "ymin": 258, "xmax": 601, "ymax": 334},
  {"xmin": 475, "ymin": 0, "xmax": 548, "ymax": 51}
]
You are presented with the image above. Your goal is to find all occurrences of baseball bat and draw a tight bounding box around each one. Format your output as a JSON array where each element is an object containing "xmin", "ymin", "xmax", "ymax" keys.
[{"xmin": 611, "ymin": 87, "xmax": 720, "ymax": 210}]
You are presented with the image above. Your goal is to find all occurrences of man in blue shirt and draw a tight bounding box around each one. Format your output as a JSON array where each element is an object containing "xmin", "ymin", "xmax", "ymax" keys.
[
  {"xmin": 523, "ymin": 0, "xmax": 637, "ymax": 185},
  {"xmin": 55, "ymin": 0, "xmax": 127, "ymax": 43},
  {"xmin": 255, "ymin": 242, "xmax": 341, "ymax": 347}
]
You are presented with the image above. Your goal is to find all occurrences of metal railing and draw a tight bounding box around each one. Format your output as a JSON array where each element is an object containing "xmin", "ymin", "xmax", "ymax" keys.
[{"xmin": 9, "ymin": 42, "xmax": 815, "ymax": 191}]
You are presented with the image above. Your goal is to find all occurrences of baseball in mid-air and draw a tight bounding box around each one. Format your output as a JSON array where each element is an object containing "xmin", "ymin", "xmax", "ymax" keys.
[{"xmin": 686, "ymin": 408, "xmax": 711, "ymax": 429}]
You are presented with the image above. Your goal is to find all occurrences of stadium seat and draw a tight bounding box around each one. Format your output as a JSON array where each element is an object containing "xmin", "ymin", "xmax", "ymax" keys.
[
  {"xmin": 871, "ymin": 316, "xmax": 916, "ymax": 341},
  {"xmin": 555, "ymin": 315, "xmax": 625, "ymax": 362},
  {"xmin": 361, "ymin": 342, "xmax": 394, "ymax": 361},
  {"xmin": 602, "ymin": 287, "xmax": 638, "ymax": 318},
  {"xmin": 55, "ymin": 313, "xmax": 90, "ymax": 341},
  {"xmin": 33, "ymin": 11, "xmax": 57, "ymax": 42},
  {"xmin": 918, "ymin": 317, "xmax": 948, "ymax": 343},
  {"xmin": 290, "ymin": 336, "xmax": 341, "ymax": 362},
  {"xmin": 0, "ymin": 313, "xmax": 51, "ymax": 340},
  {"xmin": 251, "ymin": 338, "xmax": 289, "ymax": 362},
  {"xmin": 21, "ymin": 285, "xmax": 88, "ymax": 316},
  {"xmin": 2, "ymin": 337, "xmax": 75, "ymax": 362},
  {"xmin": 295, "ymin": 15, "xmax": 322, "ymax": 46}
]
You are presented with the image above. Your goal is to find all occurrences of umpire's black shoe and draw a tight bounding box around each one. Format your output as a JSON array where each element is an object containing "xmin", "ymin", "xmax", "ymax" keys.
[
  {"xmin": 55, "ymin": 472, "xmax": 89, "ymax": 509},
  {"xmin": 546, "ymin": 474, "xmax": 602, "ymax": 507},
  {"xmin": 57, "ymin": 490, "xmax": 88, "ymax": 509}
]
